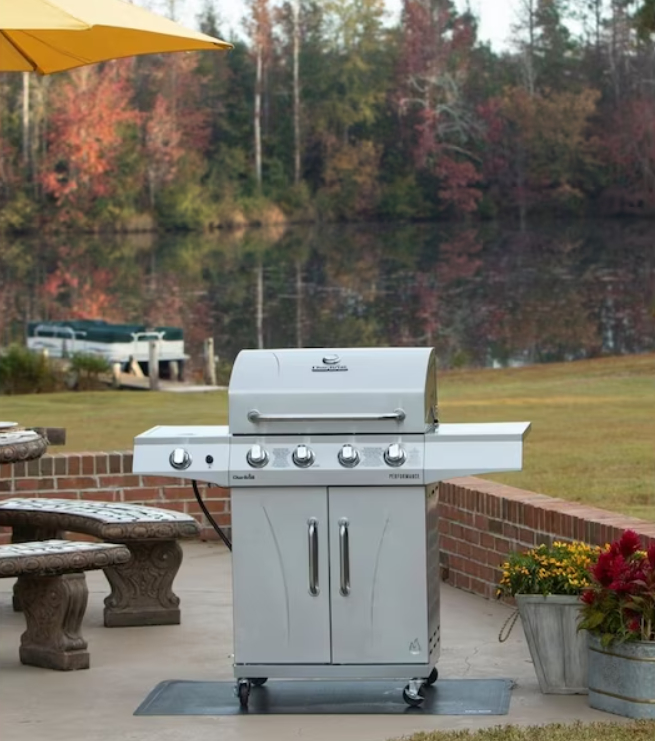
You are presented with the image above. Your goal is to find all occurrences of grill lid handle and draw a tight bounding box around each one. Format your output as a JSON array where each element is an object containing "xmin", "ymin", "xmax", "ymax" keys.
[{"xmin": 246, "ymin": 409, "xmax": 406, "ymax": 423}]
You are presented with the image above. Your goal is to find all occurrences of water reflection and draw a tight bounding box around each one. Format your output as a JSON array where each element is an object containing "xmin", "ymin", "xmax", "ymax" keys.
[{"xmin": 1, "ymin": 220, "xmax": 653, "ymax": 374}]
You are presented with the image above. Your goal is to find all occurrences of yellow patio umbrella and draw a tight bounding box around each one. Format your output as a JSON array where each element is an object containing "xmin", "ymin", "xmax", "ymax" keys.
[{"xmin": 0, "ymin": 0, "xmax": 232, "ymax": 75}]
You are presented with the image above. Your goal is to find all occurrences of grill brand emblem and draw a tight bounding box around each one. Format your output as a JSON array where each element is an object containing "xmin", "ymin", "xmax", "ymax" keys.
[{"xmin": 312, "ymin": 354, "xmax": 348, "ymax": 372}]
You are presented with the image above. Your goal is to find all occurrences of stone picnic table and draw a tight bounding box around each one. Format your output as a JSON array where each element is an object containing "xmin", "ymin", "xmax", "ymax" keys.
[{"xmin": 0, "ymin": 424, "xmax": 50, "ymax": 464}]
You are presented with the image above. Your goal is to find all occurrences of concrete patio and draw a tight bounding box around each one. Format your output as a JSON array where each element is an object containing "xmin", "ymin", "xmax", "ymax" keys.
[{"xmin": 0, "ymin": 541, "xmax": 618, "ymax": 741}]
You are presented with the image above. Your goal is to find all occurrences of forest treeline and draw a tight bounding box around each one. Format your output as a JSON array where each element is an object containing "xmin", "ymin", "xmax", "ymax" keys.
[{"xmin": 2, "ymin": 0, "xmax": 655, "ymax": 233}]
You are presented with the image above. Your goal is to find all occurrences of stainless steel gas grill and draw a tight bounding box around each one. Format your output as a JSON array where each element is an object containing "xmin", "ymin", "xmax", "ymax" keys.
[{"xmin": 133, "ymin": 347, "xmax": 530, "ymax": 708}]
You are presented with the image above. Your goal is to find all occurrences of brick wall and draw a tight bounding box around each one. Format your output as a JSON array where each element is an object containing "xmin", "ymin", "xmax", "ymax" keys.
[{"xmin": 2, "ymin": 452, "xmax": 654, "ymax": 601}]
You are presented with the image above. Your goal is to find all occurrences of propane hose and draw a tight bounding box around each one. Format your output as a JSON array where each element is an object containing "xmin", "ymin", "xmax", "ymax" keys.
[{"xmin": 192, "ymin": 479, "xmax": 232, "ymax": 552}]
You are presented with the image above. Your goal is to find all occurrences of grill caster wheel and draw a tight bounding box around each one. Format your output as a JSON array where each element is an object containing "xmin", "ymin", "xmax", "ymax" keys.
[
  {"xmin": 237, "ymin": 680, "xmax": 251, "ymax": 709},
  {"xmin": 425, "ymin": 667, "xmax": 438, "ymax": 686},
  {"xmin": 249, "ymin": 677, "xmax": 268, "ymax": 687},
  {"xmin": 403, "ymin": 684, "xmax": 425, "ymax": 707}
]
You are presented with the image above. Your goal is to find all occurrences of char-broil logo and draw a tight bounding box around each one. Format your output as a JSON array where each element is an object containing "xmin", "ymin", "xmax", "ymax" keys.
[
  {"xmin": 232, "ymin": 474, "xmax": 255, "ymax": 480},
  {"xmin": 312, "ymin": 353, "xmax": 348, "ymax": 373},
  {"xmin": 390, "ymin": 473, "xmax": 420, "ymax": 480}
]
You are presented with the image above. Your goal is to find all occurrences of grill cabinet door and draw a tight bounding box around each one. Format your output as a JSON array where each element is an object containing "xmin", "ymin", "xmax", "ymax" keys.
[
  {"xmin": 328, "ymin": 486, "xmax": 428, "ymax": 664},
  {"xmin": 231, "ymin": 487, "xmax": 331, "ymax": 664}
]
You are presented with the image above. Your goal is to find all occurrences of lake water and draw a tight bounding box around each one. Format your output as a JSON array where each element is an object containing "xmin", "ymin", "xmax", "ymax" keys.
[{"xmin": 2, "ymin": 218, "xmax": 654, "ymax": 374}]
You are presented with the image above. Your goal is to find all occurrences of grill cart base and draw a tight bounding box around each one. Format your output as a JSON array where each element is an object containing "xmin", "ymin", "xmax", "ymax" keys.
[{"xmin": 233, "ymin": 664, "xmax": 439, "ymax": 708}]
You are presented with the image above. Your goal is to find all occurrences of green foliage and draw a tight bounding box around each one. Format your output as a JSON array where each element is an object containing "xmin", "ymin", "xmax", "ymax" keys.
[
  {"xmin": 277, "ymin": 181, "xmax": 314, "ymax": 219},
  {"xmin": 68, "ymin": 353, "xmax": 111, "ymax": 391},
  {"xmin": 0, "ymin": 345, "xmax": 60, "ymax": 395},
  {"xmin": 156, "ymin": 183, "xmax": 216, "ymax": 231},
  {"xmin": 636, "ymin": 0, "xmax": 655, "ymax": 40},
  {"xmin": 0, "ymin": 193, "xmax": 37, "ymax": 234},
  {"xmin": 496, "ymin": 542, "xmax": 600, "ymax": 598},
  {"xmin": 377, "ymin": 176, "xmax": 428, "ymax": 221},
  {"xmin": 214, "ymin": 357, "xmax": 233, "ymax": 386}
]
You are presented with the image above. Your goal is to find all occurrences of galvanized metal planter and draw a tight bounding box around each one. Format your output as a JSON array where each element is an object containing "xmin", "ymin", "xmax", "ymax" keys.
[
  {"xmin": 588, "ymin": 633, "xmax": 655, "ymax": 718},
  {"xmin": 516, "ymin": 594, "xmax": 588, "ymax": 694}
]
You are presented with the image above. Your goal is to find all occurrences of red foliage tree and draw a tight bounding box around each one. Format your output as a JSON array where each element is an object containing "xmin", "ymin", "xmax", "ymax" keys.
[
  {"xmin": 602, "ymin": 97, "xmax": 655, "ymax": 199},
  {"xmin": 141, "ymin": 53, "xmax": 211, "ymax": 207},
  {"xmin": 41, "ymin": 60, "xmax": 141, "ymax": 226},
  {"xmin": 395, "ymin": 0, "xmax": 481, "ymax": 215}
]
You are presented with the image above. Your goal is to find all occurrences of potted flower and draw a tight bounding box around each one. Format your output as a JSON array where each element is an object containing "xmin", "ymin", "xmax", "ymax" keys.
[
  {"xmin": 497, "ymin": 540, "xmax": 600, "ymax": 695},
  {"xmin": 578, "ymin": 529, "xmax": 655, "ymax": 719}
]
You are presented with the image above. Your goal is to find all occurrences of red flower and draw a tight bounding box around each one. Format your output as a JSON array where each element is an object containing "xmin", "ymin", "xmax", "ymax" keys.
[
  {"xmin": 631, "ymin": 567, "xmax": 648, "ymax": 586},
  {"xmin": 580, "ymin": 531, "xmax": 655, "ymax": 642},
  {"xmin": 580, "ymin": 589, "xmax": 596, "ymax": 605},
  {"xmin": 618, "ymin": 530, "xmax": 642, "ymax": 558},
  {"xmin": 592, "ymin": 551, "xmax": 615, "ymax": 586},
  {"xmin": 610, "ymin": 554, "xmax": 627, "ymax": 580},
  {"xmin": 628, "ymin": 617, "xmax": 641, "ymax": 633}
]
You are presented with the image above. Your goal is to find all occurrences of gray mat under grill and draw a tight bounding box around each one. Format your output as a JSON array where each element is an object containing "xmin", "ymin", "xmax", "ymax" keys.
[{"xmin": 134, "ymin": 678, "xmax": 514, "ymax": 716}]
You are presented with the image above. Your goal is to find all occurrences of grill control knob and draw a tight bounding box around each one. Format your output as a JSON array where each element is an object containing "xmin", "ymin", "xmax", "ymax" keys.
[
  {"xmin": 170, "ymin": 448, "xmax": 191, "ymax": 470},
  {"xmin": 384, "ymin": 443, "xmax": 406, "ymax": 467},
  {"xmin": 338, "ymin": 444, "xmax": 360, "ymax": 468},
  {"xmin": 293, "ymin": 444, "xmax": 315, "ymax": 468},
  {"xmin": 246, "ymin": 444, "xmax": 269, "ymax": 468}
]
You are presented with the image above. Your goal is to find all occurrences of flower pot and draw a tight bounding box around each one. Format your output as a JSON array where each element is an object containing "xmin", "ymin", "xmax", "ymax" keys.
[
  {"xmin": 515, "ymin": 594, "xmax": 587, "ymax": 694},
  {"xmin": 588, "ymin": 633, "xmax": 655, "ymax": 718}
]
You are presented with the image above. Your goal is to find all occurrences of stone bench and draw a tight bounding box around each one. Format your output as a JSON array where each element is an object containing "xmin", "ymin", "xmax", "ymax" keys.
[
  {"xmin": 0, "ymin": 539, "xmax": 130, "ymax": 670},
  {"xmin": 0, "ymin": 499, "xmax": 200, "ymax": 627}
]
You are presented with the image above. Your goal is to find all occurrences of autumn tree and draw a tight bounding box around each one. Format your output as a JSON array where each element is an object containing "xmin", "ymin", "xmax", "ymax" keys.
[
  {"xmin": 41, "ymin": 61, "xmax": 141, "ymax": 227},
  {"xmin": 139, "ymin": 52, "xmax": 211, "ymax": 215},
  {"xmin": 601, "ymin": 97, "xmax": 655, "ymax": 196},
  {"xmin": 481, "ymin": 86, "xmax": 600, "ymax": 221},
  {"xmin": 394, "ymin": 0, "xmax": 482, "ymax": 216}
]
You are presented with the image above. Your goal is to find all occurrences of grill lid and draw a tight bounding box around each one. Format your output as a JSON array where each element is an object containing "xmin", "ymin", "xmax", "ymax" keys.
[{"xmin": 228, "ymin": 347, "xmax": 437, "ymax": 435}]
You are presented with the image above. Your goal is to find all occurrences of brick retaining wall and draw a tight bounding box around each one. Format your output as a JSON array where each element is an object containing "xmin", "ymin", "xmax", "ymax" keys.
[{"xmin": 2, "ymin": 452, "xmax": 654, "ymax": 600}]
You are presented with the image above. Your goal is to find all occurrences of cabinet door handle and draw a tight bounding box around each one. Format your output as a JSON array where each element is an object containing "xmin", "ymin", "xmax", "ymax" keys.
[
  {"xmin": 308, "ymin": 518, "xmax": 319, "ymax": 596},
  {"xmin": 339, "ymin": 518, "xmax": 350, "ymax": 596}
]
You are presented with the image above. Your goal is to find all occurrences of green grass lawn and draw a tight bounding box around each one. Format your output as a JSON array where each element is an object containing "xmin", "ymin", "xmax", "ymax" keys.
[
  {"xmin": 401, "ymin": 721, "xmax": 655, "ymax": 741},
  {"xmin": 1, "ymin": 353, "xmax": 653, "ymax": 519},
  {"xmin": 438, "ymin": 353, "xmax": 654, "ymax": 519}
]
